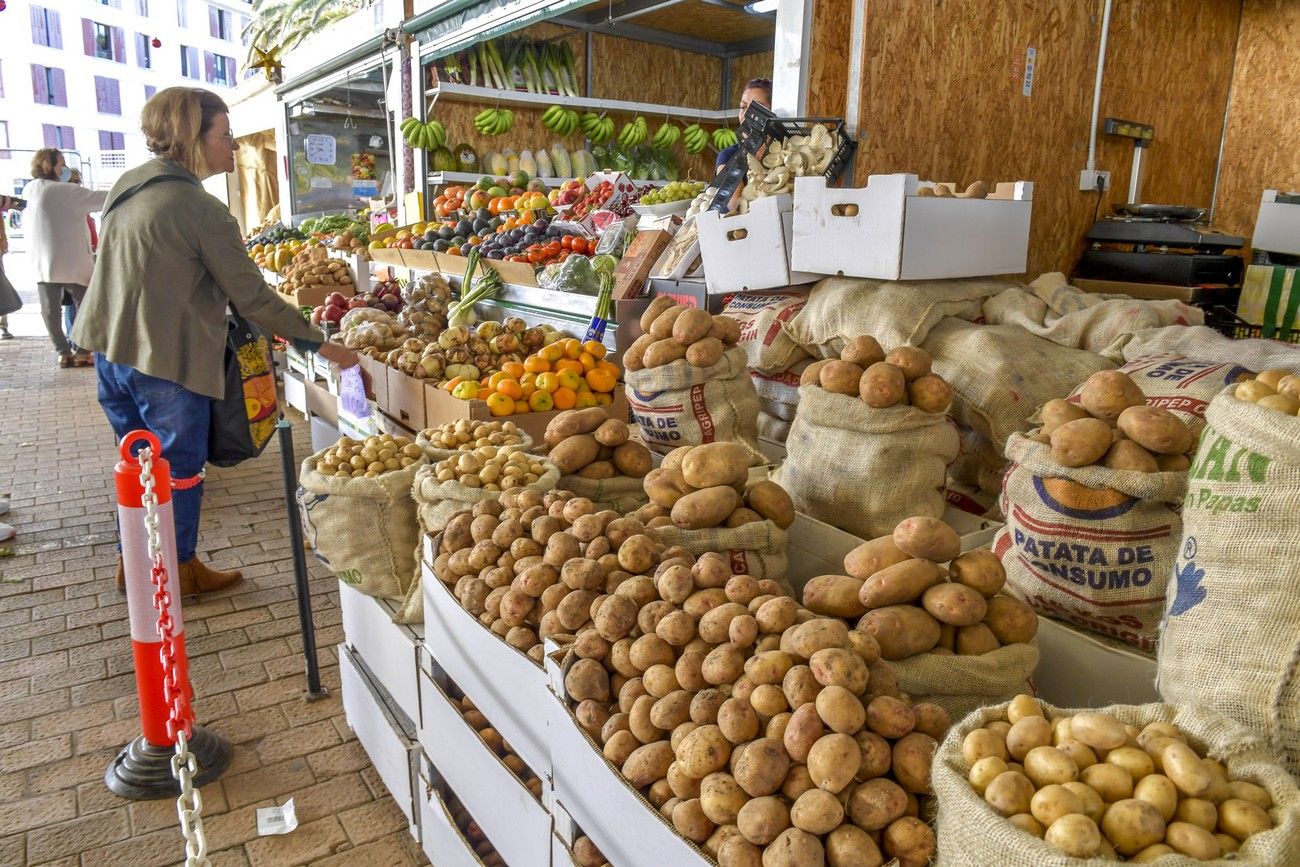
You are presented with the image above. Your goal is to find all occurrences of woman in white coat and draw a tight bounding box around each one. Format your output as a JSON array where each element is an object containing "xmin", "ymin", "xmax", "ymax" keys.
[{"xmin": 22, "ymin": 148, "xmax": 107, "ymax": 367}]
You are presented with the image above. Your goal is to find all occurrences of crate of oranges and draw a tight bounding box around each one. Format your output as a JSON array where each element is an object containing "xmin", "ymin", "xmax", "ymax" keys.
[{"xmin": 423, "ymin": 337, "xmax": 628, "ymax": 442}]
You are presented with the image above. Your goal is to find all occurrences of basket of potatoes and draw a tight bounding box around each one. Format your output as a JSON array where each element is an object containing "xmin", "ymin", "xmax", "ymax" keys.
[
  {"xmin": 630, "ymin": 441, "xmax": 795, "ymax": 585},
  {"xmin": 297, "ymin": 434, "xmax": 428, "ymax": 600},
  {"xmin": 996, "ymin": 369, "xmax": 1199, "ymax": 654},
  {"xmin": 279, "ymin": 246, "xmax": 354, "ymax": 296},
  {"xmin": 932, "ymin": 695, "xmax": 1300, "ymax": 865},
  {"xmin": 416, "ymin": 419, "xmax": 533, "ymax": 461},
  {"xmin": 802, "ymin": 515, "xmax": 1039, "ymax": 719},
  {"xmin": 772, "ymin": 336, "xmax": 961, "ymax": 540},
  {"xmin": 412, "ymin": 445, "xmax": 559, "ymax": 537},
  {"xmin": 543, "ymin": 407, "xmax": 653, "ymax": 513}
]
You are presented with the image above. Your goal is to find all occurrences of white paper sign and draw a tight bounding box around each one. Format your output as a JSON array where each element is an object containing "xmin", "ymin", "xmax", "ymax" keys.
[
  {"xmin": 305, "ymin": 134, "xmax": 337, "ymax": 166},
  {"xmin": 256, "ymin": 799, "xmax": 299, "ymax": 836},
  {"xmin": 1022, "ymin": 47, "xmax": 1037, "ymax": 97}
]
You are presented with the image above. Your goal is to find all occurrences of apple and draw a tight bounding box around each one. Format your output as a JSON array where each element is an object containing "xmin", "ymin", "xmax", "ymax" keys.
[
  {"xmin": 322, "ymin": 304, "xmax": 345, "ymax": 324},
  {"xmin": 347, "ymin": 296, "xmax": 369, "ymax": 310},
  {"xmin": 310, "ymin": 306, "xmax": 324, "ymax": 325},
  {"xmin": 325, "ymin": 292, "xmax": 347, "ymax": 307}
]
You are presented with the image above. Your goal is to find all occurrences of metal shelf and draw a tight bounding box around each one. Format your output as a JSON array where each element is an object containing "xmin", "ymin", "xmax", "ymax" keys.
[
  {"xmin": 425, "ymin": 82, "xmax": 733, "ymax": 124},
  {"xmin": 427, "ymin": 172, "xmax": 672, "ymax": 188}
]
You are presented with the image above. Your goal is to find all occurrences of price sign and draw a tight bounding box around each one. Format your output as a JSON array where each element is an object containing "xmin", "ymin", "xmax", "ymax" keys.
[
  {"xmin": 339, "ymin": 365, "xmax": 369, "ymax": 419},
  {"xmin": 305, "ymin": 134, "xmax": 337, "ymax": 165}
]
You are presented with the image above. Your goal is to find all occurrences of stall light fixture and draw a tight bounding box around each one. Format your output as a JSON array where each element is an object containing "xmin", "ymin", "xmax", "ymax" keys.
[{"xmin": 744, "ymin": 0, "xmax": 779, "ymax": 14}]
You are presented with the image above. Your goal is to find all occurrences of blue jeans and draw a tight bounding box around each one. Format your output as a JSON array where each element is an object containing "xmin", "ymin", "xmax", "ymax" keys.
[{"xmin": 96, "ymin": 356, "xmax": 212, "ymax": 562}]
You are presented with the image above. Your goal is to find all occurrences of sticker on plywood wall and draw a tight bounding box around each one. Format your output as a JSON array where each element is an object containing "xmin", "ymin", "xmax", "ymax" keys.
[{"xmin": 1022, "ymin": 47, "xmax": 1037, "ymax": 97}]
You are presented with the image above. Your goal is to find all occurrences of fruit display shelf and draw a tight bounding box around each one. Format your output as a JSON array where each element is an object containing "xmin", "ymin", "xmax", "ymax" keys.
[
  {"xmin": 426, "ymin": 82, "xmax": 734, "ymax": 125},
  {"xmin": 426, "ymin": 171, "xmax": 673, "ymax": 189}
]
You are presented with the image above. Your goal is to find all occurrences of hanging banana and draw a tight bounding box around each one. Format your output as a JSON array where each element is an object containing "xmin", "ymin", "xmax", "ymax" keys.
[
  {"xmin": 682, "ymin": 123, "xmax": 708, "ymax": 155},
  {"xmin": 651, "ymin": 121, "xmax": 680, "ymax": 148},
  {"xmin": 712, "ymin": 128, "xmax": 738, "ymax": 150}
]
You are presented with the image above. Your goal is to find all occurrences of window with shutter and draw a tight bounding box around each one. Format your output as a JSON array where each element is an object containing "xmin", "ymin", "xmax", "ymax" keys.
[
  {"xmin": 0, "ymin": 121, "xmax": 10, "ymax": 160},
  {"xmin": 112, "ymin": 27, "xmax": 126, "ymax": 63},
  {"xmin": 209, "ymin": 4, "xmax": 219, "ymax": 38},
  {"xmin": 60, "ymin": 127, "xmax": 76, "ymax": 151},
  {"xmin": 43, "ymin": 124, "xmax": 58, "ymax": 148},
  {"xmin": 99, "ymin": 130, "xmax": 112, "ymax": 151},
  {"xmin": 50, "ymin": 68, "xmax": 67, "ymax": 107},
  {"xmin": 30, "ymin": 7, "xmax": 47, "ymax": 46},
  {"xmin": 135, "ymin": 33, "xmax": 151, "ymax": 68},
  {"xmin": 48, "ymin": 10, "xmax": 62, "ymax": 49},
  {"xmin": 137, "ymin": 0, "xmax": 149, "ymax": 14},
  {"xmin": 82, "ymin": 18, "xmax": 95, "ymax": 56},
  {"xmin": 31, "ymin": 65, "xmax": 49, "ymax": 105},
  {"xmin": 176, "ymin": 0, "xmax": 188, "ymax": 28},
  {"xmin": 204, "ymin": 51, "xmax": 215, "ymax": 84},
  {"xmin": 145, "ymin": 84, "xmax": 157, "ymax": 100}
]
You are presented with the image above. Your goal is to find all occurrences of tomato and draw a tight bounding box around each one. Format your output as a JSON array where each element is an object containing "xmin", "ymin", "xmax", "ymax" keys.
[
  {"xmin": 560, "ymin": 236, "xmax": 573, "ymax": 251},
  {"xmin": 544, "ymin": 240, "xmax": 562, "ymax": 257}
]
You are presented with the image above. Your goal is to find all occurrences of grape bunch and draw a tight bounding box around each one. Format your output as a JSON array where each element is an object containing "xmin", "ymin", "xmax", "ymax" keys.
[{"xmin": 639, "ymin": 180, "xmax": 706, "ymax": 206}]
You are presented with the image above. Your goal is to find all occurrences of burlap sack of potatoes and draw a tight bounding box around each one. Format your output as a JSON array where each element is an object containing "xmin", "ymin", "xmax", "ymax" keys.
[
  {"xmin": 757, "ymin": 411, "xmax": 792, "ymax": 444},
  {"xmin": 557, "ymin": 474, "xmax": 647, "ymax": 514},
  {"xmin": 994, "ymin": 434, "xmax": 1186, "ymax": 655},
  {"xmin": 625, "ymin": 346, "xmax": 764, "ymax": 464},
  {"xmin": 771, "ymin": 385, "xmax": 960, "ymax": 540},
  {"xmin": 395, "ymin": 460, "xmax": 561, "ymax": 624},
  {"xmin": 297, "ymin": 448, "xmax": 427, "ymax": 600},
  {"xmin": 1103, "ymin": 323, "xmax": 1300, "ymax": 374},
  {"xmin": 413, "ymin": 428, "xmax": 535, "ymax": 462},
  {"xmin": 1159, "ymin": 389, "xmax": 1300, "ymax": 779},
  {"xmin": 933, "ymin": 699, "xmax": 1300, "ymax": 866},
  {"xmin": 1066, "ymin": 351, "xmax": 1250, "ymax": 435},
  {"xmin": 652, "ymin": 520, "xmax": 790, "ymax": 590},
  {"xmin": 890, "ymin": 642, "xmax": 1039, "ymax": 720},
  {"xmin": 721, "ymin": 289, "xmax": 810, "ymax": 374}
]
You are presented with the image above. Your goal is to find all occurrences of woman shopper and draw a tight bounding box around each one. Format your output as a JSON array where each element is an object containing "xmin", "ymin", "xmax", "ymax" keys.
[
  {"xmin": 73, "ymin": 87, "xmax": 359, "ymax": 595},
  {"xmin": 63, "ymin": 170, "xmax": 99, "ymax": 348},
  {"xmin": 22, "ymin": 149, "xmax": 106, "ymax": 367}
]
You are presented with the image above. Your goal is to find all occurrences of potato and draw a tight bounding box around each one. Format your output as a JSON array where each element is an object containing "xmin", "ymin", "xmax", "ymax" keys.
[
  {"xmin": 682, "ymin": 442, "xmax": 752, "ymax": 489},
  {"xmin": 565, "ymin": 658, "xmax": 611, "ymax": 702},
  {"xmin": 859, "ymin": 362, "xmax": 907, "ymax": 408},
  {"xmin": 948, "ymin": 548, "xmax": 1006, "ymax": 599},
  {"xmin": 651, "ymin": 691, "xmax": 694, "ymax": 731},
  {"xmin": 1161, "ymin": 740, "xmax": 1213, "ymax": 797},
  {"xmin": 983, "ymin": 595, "xmax": 1039, "ymax": 644},
  {"xmin": 623, "ymin": 740, "xmax": 676, "ymax": 788},
  {"xmin": 1100, "ymin": 439, "xmax": 1159, "ymax": 473},
  {"xmin": 1224, "ymin": 780, "xmax": 1272, "ymax": 811},
  {"xmin": 649, "ymin": 304, "xmax": 686, "ymax": 340},
  {"xmin": 672, "ymin": 486, "xmax": 743, "ymax": 530},
  {"xmin": 1006, "ymin": 716, "xmax": 1052, "ymax": 763},
  {"xmin": 1107, "ymin": 746, "xmax": 1154, "ymax": 782},
  {"xmin": 613, "ymin": 441, "xmax": 653, "ymax": 478},
  {"xmin": 699, "ymin": 772, "xmax": 748, "ymax": 825},
  {"xmin": 1008, "ymin": 813, "xmax": 1046, "ymax": 839},
  {"xmin": 825, "ymin": 824, "xmax": 883, "ymax": 867},
  {"xmin": 985, "ymin": 770, "xmax": 1035, "ymax": 817},
  {"xmin": 1258, "ymin": 392, "xmax": 1300, "ymax": 414},
  {"xmin": 892, "ymin": 733, "xmax": 936, "ymax": 795},
  {"xmin": 911, "ymin": 703, "xmax": 950, "ymax": 741},
  {"xmin": 1050, "ymin": 417, "xmax": 1114, "ymax": 467},
  {"xmin": 644, "ymin": 338, "xmax": 689, "ymax": 368},
  {"xmin": 815, "ymin": 685, "xmax": 866, "ymax": 735},
  {"xmin": 641, "ymin": 295, "xmax": 678, "ymax": 332},
  {"xmin": 962, "ymin": 728, "xmax": 1010, "ymax": 766},
  {"xmin": 842, "ymin": 537, "xmax": 909, "ymax": 583},
  {"xmin": 1044, "ymin": 813, "xmax": 1101, "ymax": 858},
  {"xmin": 813, "ymin": 359, "xmax": 861, "ymax": 396},
  {"xmin": 803, "ymin": 574, "xmax": 868, "ymax": 618},
  {"xmin": 858, "ymin": 605, "xmax": 942, "ymax": 660},
  {"xmin": 836, "ymin": 335, "xmax": 882, "ymax": 367},
  {"xmin": 791, "ymin": 787, "xmax": 844, "ymax": 835},
  {"xmin": 883, "ymin": 346, "xmax": 931, "ymax": 382},
  {"xmin": 656, "ymin": 610, "xmax": 697, "ymax": 647},
  {"xmin": 1024, "ymin": 746, "xmax": 1079, "ymax": 787},
  {"xmin": 1079, "ymin": 370, "xmax": 1146, "ymax": 423},
  {"xmin": 762, "ymin": 828, "xmax": 824, "ymax": 867},
  {"xmin": 734, "ymin": 738, "xmax": 790, "ymax": 797},
  {"xmin": 550, "ymin": 435, "xmax": 602, "ymax": 475},
  {"xmin": 1166, "ymin": 821, "xmax": 1221, "ymax": 860},
  {"xmin": 848, "ymin": 778, "xmax": 908, "ymax": 830},
  {"xmin": 671, "ymin": 797, "xmax": 716, "ymax": 843},
  {"xmin": 1030, "ymin": 783, "xmax": 1085, "ymax": 827},
  {"xmin": 727, "ymin": 508, "xmax": 763, "ymax": 528},
  {"xmin": 1132, "ymin": 773, "xmax": 1178, "ymax": 821},
  {"xmin": 670, "ymin": 307, "xmax": 713, "ymax": 346},
  {"xmin": 1174, "ymin": 797, "xmax": 1218, "ymax": 831},
  {"xmin": 733, "ymin": 796, "xmax": 788, "ymax": 846},
  {"xmin": 809, "ymin": 648, "xmax": 869, "ymax": 694},
  {"xmin": 783, "ymin": 618, "xmax": 850, "ymax": 659},
  {"xmin": 857, "ymin": 559, "xmax": 942, "ymax": 608},
  {"xmin": 1218, "ymin": 797, "xmax": 1272, "ymax": 841},
  {"xmin": 882, "ymin": 816, "xmax": 935, "ymax": 867},
  {"xmin": 907, "ymin": 374, "xmax": 953, "ymax": 413},
  {"xmin": 800, "ymin": 359, "xmax": 830, "ymax": 387},
  {"xmin": 1101, "ymin": 798, "xmax": 1166, "ymax": 855},
  {"xmin": 744, "ymin": 480, "xmax": 795, "ymax": 530},
  {"xmin": 1117, "ymin": 405, "xmax": 1192, "ymax": 455},
  {"xmin": 745, "ymin": 651, "xmax": 795, "ymax": 687},
  {"xmin": 892, "ymin": 516, "xmax": 960, "ymax": 563},
  {"xmin": 622, "ymin": 333, "xmax": 655, "ymax": 371},
  {"xmin": 1082, "ymin": 762, "xmax": 1134, "ymax": 803},
  {"xmin": 717, "ymin": 698, "xmax": 761, "ymax": 745},
  {"xmin": 955, "ymin": 623, "xmax": 1000, "ymax": 656},
  {"xmin": 804, "ymin": 732, "xmax": 860, "ymax": 794},
  {"xmin": 645, "ymin": 467, "xmax": 691, "ymax": 509},
  {"xmin": 1039, "ymin": 398, "xmax": 1091, "ymax": 434},
  {"xmin": 921, "ymin": 582, "xmax": 989, "ymax": 627}
]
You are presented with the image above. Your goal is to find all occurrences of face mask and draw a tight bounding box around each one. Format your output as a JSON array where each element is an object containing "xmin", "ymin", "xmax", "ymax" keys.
[{"xmin": 58, "ymin": 166, "xmax": 72, "ymax": 182}]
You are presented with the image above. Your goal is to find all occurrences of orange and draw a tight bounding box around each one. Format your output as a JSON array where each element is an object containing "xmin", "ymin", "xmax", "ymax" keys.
[
  {"xmin": 448, "ymin": 245, "xmax": 462, "ymax": 256},
  {"xmin": 535, "ymin": 372, "xmax": 559, "ymax": 393},
  {"xmin": 528, "ymin": 390, "xmax": 554, "ymax": 412},
  {"xmin": 579, "ymin": 352, "xmax": 598, "ymax": 373},
  {"xmin": 517, "ymin": 208, "xmax": 534, "ymax": 225},
  {"xmin": 585, "ymin": 366, "xmax": 617, "ymax": 393},
  {"xmin": 574, "ymin": 391, "xmax": 598, "ymax": 409},
  {"xmin": 523, "ymin": 355, "xmax": 549, "ymax": 374},
  {"xmin": 539, "ymin": 344, "xmax": 564, "ymax": 364},
  {"xmin": 501, "ymin": 361, "xmax": 526, "ymax": 380},
  {"xmin": 554, "ymin": 359, "xmax": 584, "ymax": 377},
  {"xmin": 520, "ymin": 382, "xmax": 536, "ymax": 399},
  {"xmin": 444, "ymin": 376, "xmax": 465, "ymax": 392},
  {"xmin": 488, "ymin": 371, "xmax": 513, "ymax": 389},
  {"xmin": 552, "ymin": 387, "xmax": 577, "ymax": 410},
  {"xmin": 556, "ymin": 369, "xmax": 582, "ymax": 391},
  {"xmin": 594, "ymin": 393, "xmax": 614, "ymax": 407},
  {"xmin": 582, "ymin": 340, "xmax": 607, "ymax": 359},
  {"xmin": 496, "ymin": 379, "xmax": 523, "ymax": 400},
  {"xmin": 521, "ymin": 371, "xmax": 537, "ymax": 387},
  {"xmin": 477, "ymin": 386, "xmax": 492, "ymax": 400},
  {"xmin": 485, "ymin": 392, "xmax": 514, "ymax": 416},
  {"xmin": 561, "ymin": 338, "xmax": 583, "ymax": 360},
  {"xmin": 452, "ymin": 380, "xmax": 479, "ymax": 400},
  {"xmin": 514, "ymin": 400, "xmax": 530, "ymax": 414}
]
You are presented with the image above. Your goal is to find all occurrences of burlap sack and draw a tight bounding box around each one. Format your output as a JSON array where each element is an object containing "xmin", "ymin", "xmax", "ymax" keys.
[
  {"xmin": 771, "ymin": 386, "xmax": 960, "ymax": 539},
  {"xmin": 652, "ymin": 520, "xmax": 789, "ymax": 587},
  {"xmin": 982, "ymin": 272, "xmax": 1202, "ymax": 352},
  {"xmin": 1068, "ymin": 352, "xmax": 1250, "ymax": 434},
  {"xmin": 414, "ymin": 428, "xmax": 535, "ymax": 461},
  {"xmin": 297, "ymin": 449, "xmax": 427, "ymax": 600},
  {"xmin": 949, "ymin": 423, "xmax": 1005, "ymax": 490},
  {"xmin": 1103, "ymin": 323, "xmax": 1300, "ymax": 373},
  {"xmin": 993, "ymin": 434, "xmax": 1186, "ymax": 655},
  {"xmin": 625, "ymin": 347, "xmax": 764, "ymax": 463},
  {"xmin": 1158, "ymin": 390, "xmax": 1300, "ymax": 778},
  {"xmin": 782, "ymin": 275, "xmax": 1014, "ymax": 358},
  {"xmin": 891, "ymin": 642, "xmax": 1039, "ymax": 720},
  {"xmin": 922, "ymin": 317, "xmax": 1114, "ymax": 450},
  {"xmin": 757, "ymin": 412, "xmax": 791, "ymax": 444},
  {"xmin": 557, "ymin": 473, "xmax": 647, "ymax": 513},
  {"xmin": 934, "ymin": 700, "xmax": 1300, "ymax": 866},
  {"xmin": 722, "ymin": 289, "xmax": 811, "ymax": 374},
  {"xmin": 758, "ymin": 398, "xmax": 797, "ymax": 423},
  {"xmin": 751, "ymin": 362, "xmax": 805, "ymax": 412}
]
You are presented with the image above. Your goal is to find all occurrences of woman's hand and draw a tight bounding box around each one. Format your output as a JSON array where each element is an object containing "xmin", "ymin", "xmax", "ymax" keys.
[{"xmin": 316, "ymin": 340, "xmax": 360, "ymax": 370}]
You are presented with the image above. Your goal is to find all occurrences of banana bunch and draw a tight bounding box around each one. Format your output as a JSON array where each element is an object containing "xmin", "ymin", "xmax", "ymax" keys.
[
  {"xmin": 682, "ymin": 123, "xmax": 708, "ymax": 155},
  {"xmin": 618, "ymin": 116, "xmax": 649, "ymax": 148},
  {"xmin": 651, "ymin": 121, "xmax": 680, "ymax": 148},
  {"xmin": 474, "ymin": 107, "xmax": 515, "ymax": 136},
  {"xmin": 542, "ymin": 105, "xmax": 580, "ymax": 136},
  {"xmin": 712, "ymin": 128, "xmax": 738, "ymax": 151},
  {"xmin": 400, "ymin": 117, "xmax": 446, "ymax": 151},
  {"xmin": 580, "ymin": 111, "xmax": 615, "ymax": 144}
]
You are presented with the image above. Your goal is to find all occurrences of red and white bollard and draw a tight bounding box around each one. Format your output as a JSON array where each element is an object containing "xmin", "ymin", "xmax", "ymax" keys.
[{"xmin": 105, "ymin": 431, "xmax": 230, "ymax": 811}]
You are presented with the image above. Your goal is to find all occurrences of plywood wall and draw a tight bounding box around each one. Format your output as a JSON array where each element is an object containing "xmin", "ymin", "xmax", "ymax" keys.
[
  {"xmin": 731, "ymin": 51, "xmax": 775, "ymax": 104},
  {"xmin": 1214, "ymin": 0, "xmax": 1300, "ymax": 241},
  {"xmin": 808, "ymin": 0, "xmax": 1242, "ymax": 277}
]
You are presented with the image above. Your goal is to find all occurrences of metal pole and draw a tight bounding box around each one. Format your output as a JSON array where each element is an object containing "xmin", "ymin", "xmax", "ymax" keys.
[{"xmin": 276, "ymin": 418, "xmax": 327, "ymax": 699}]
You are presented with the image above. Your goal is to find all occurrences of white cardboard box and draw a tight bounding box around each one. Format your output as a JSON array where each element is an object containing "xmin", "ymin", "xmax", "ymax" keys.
[
  {"xmin": 1033, "ymin": 617, "xmax": 1159, "ymax": 708},
  {"xmin": 416, "ymin": 754, "xmax": 495, "ymax": 867},
  {"xmin": 283, "ymin": 369, "xmax": 309, "ymax": 416},
  {"xmin": 421, "ymin": 547, "xmax": 559, "ymax": 777},
  {"xmin": 791, "ymin": 174, "xmax": 1033, "ymax": 280},
  {"xmin": 696, "ymin": 193, "xmax": 818, "ymax": 293},
  {"xmin": 1251, "ymin": 189, "xmax": 1300, "ymax": 256},
  {"xmin": 339, "ymin": 581, "xmax": 422, "ymax": 727},
  {"xmin": 309, "ymin": 415, "xmax": 341, "ymax": 453},
  {"xmin": 339, "ymin": 644, "xmax": 420, "ymax": 840},
  {"xmin": 417, "ymin": 652, "xmax": 553, "ymax": 867}
]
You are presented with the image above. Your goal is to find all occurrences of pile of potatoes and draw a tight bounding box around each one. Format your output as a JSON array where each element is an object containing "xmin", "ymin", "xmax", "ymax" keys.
[
  {"xmin": 637, "ymin": 442, "xmax": 796, "ymax": 532},
  {"xmin": 448, "ymin": 690, "xmax": 544, "ymax": 800},
  {"xmin": 962, "ymin": 696, "xmax": 1277, "ymax": 861},
  {"xmin": 624, "ymin": 297, "xmax": 743, "ymax": 371},
  {"xmin": 562, "ymin": 554, "xmax": 952, "ymax": 867},
  {"xmin": 1233, "ymin": 368, "xmax": 1300, "ymax": 416},
  {"xmin": 314, "ymin": 434, "xmax": 423, "ymax": 478},
  {"xmin": 545, "ymin": 407, "xmax": 654, "ymax": 480},
  {"xmin": 802, "ymin": 516, "xmax": 1038, "ymax": 661},
  {"xmin": 800, "ymin": 337, "xmax": 953, "ymax": 414},
  {"xmin": 444, "ymin": 789, "xmax": 506, "ymax": 867},
  {"xmin": 568, "ymin": 835, "xmax": 610, "ymax": 867},
  {"xmin": 1033, "ymin": 371, "xmax": 1197, "ymax": 471},
  {"xmin": 278, "ymin": 246, "xmax": 354, "ymax": 295},
  {"xmin": 431, "ymin": 446, "xmax": 550, "ymax": 492},
  {"xmin": 421, "ymin": 419, "xmax": 527, "ymax": 451}
]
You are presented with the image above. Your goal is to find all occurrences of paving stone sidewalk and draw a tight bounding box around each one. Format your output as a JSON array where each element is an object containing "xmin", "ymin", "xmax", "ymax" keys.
[{"xmin": 0, "ymin": 332, "xmax": 428, "ymax": 866}]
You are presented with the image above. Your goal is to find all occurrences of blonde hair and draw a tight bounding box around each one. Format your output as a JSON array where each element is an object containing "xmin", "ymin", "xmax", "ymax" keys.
[
  {"xmin": 141, "ymin": 87, "xmax": 229, "ymax": 177},
  {"xmin": 31, "ymin": 148, "xmax": 62, "ymax": 180}
]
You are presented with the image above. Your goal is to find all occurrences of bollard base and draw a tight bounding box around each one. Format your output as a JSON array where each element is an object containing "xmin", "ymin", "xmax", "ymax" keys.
[{"xmin": 104, "ymin": 726, "xmax": 232, "ymax": 800}]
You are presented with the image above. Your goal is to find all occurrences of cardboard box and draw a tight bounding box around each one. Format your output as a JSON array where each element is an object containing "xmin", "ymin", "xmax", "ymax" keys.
[
  {"xmin": 369, "ymin": 247, "xmax": 408, "ymax": 268},
  {"xmin": 339, "ymin": 644, "xmax": 420, "ymax": 839},
  {"xmin": 421, "ymin": 555, "xmax": 559, "ymax": 777},
  {"xmin": 417, "ymin": 654, "xmax": 553, "ymax": 867},
  {"xmin": 285, "ymin": 344, "xmax": 314, "ymax": 379},
  {"xmin": 303, "ymin": 377, "xmax": 338, "ymax": 426},
  {"xmin": 417, "ymin": 754, "xmax": 498, "ymax": 866},
  {"xmin": 278, "ymin": 282, "xmax": 356, "ymax": 309},
  {"xmin": 648, "ymin": 278, "xmax": 730, "ymax": 313},
  {"xmin": 437, "ymin": 252, "xmax": 537, "ymax": 287},
  {"xmin": 309, "ymin": 415, "xmax": 340, "ymax": 452},
  {"xmin": 283, "ymin": 369, "xmax": 308, "ymax": 416},
  {"xmin": 791, "ymin": 173, "xmax": 1033, "ymax": 280},
  {"xmin": 1034, "ymin": 617, "xmax": 1158, "ymax": 707},
  {"xmin": 424, "ymin": 383, "xmax": 630, "ymax": 443},
  {"xmin": 1238, "ymin": 263, "xmax": 1299, "ymax": 335},
  {"xmin": 338, "ymin": 398, "xmax": 382, "ymax": 440},
  {"xmin": 1252, "ymin": 189, "xmax": 1300, "ymax": 256},
  {"xmin": 386, "ymin": 367, "xmax": 432, "ymax": 430},
  {"xmin": 358, "ymin": 354, "xmax": 390, "ymax": 406},
  {"xmin": 1071, "ymin": 278, "xmax": 1217, "ymax": 304},
  {"xmin": 696, "ymin": 194, "xmax": 818, "ymax": 294},
  {"xmin": 340, "ymin": 581, "xmax": 422, "ymax": 727},
  {"xmin": 613, "ymin": 229, "xmax": 673, "ymax": 300}
]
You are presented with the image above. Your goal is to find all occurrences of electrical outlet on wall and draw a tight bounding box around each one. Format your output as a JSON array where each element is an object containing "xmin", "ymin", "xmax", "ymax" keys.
[{"xmin": 1079, "ymin": 169, "xmax": 1111, "ymax": 192}]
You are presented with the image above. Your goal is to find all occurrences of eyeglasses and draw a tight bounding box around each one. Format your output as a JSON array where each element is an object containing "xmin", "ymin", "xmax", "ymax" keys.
[{"xmin": 210, "ymin": 132, "xmax": 237, "ymax": 146}]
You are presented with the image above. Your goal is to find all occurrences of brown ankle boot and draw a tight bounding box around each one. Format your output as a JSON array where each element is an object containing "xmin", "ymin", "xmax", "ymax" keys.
[{"xmin": 178, "ymin": 557, "xmax": 243, "ymax": 595}]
